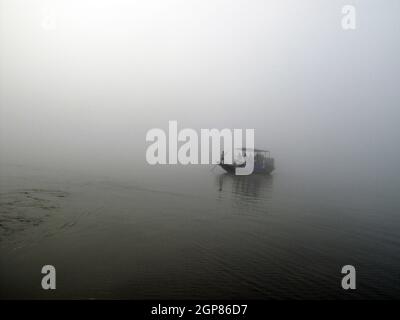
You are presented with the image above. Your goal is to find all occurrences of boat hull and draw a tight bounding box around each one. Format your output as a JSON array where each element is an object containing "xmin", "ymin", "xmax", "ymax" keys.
[{"xmin": 218, "ymin": 163, "xmax": 274, "ymax": 175}]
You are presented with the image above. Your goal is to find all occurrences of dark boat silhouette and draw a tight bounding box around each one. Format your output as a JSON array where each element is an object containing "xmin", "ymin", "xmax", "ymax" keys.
[{"xmin": 219, "ymin": 148, "xmax": 275, "ymax": 175}]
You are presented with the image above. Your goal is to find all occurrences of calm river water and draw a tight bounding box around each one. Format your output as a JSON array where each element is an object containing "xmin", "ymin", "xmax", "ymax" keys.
[{"xmin": 1, "ymin": 163, "xmax": 399, "ymax": 299}]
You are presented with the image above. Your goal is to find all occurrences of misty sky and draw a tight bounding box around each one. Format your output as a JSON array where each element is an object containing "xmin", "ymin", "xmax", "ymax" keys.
[{"xmin": 0, "ymin": 0, "xmax": 399, "ymax": 180}]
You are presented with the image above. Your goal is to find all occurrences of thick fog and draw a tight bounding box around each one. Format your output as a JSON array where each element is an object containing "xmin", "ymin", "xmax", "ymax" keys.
[{"xmin": 1, "ymin": 0, "xmax": 399, "ymax": 181}]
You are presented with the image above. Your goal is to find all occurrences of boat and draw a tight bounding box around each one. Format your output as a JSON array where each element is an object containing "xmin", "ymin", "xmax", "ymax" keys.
[{"xmin": 218, "ymin": 148, "xmax": 275, "ymax": 175}]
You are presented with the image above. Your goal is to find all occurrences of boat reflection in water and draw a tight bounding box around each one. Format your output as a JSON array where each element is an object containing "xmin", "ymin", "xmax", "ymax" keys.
[{"xmin": 216, "ymin": 172, "xmax": 274, "ymax": 204}]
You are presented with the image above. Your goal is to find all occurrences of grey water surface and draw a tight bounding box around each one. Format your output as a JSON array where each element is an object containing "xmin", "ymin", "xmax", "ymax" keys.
[{"xmin": 1, "ymin": 163, "xmax": 399, "ymax": 299}]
